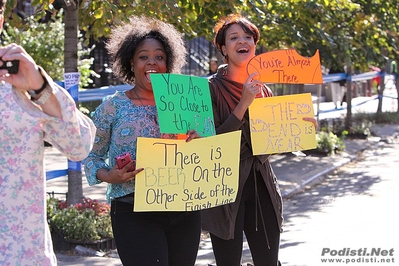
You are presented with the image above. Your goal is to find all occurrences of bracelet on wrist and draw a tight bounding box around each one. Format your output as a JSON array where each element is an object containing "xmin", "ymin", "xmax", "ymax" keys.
[
  {"xmin": 28, "ymin": 77, "xmax": 47, "ymax": 98},
  {"xmin": 32, "ymin": 87, "xmax": 53, "ymax": 105},
  {"xmin": 28, "ymin": 68, "xmax": 48, "ymax": 98}
]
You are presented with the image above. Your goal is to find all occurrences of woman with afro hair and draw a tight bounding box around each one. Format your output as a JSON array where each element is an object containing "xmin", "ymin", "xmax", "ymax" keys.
[{"xmin": 84, "ymin": 15, "xmax": 201, "ymax": 265}]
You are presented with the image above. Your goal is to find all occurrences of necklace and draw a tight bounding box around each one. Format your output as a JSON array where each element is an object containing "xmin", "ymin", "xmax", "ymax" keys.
[{"xmin": 133, "ymin": 89, "xmax": 144, "ymax": 106}]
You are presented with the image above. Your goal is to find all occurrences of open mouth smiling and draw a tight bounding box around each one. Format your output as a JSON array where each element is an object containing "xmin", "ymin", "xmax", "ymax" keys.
[
  {"xmin": 145, "ymin": 70, "xmax": 157, "ymax": 82},
  {"xmin": 237, "ymin": 48, "xmax": 249, "ymax": 54}
]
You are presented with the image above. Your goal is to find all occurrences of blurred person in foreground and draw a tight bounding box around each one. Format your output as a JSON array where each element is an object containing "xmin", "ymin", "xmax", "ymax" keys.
[
  {"xmin": 84, "ymin": 15, "xmax": 201, "ymax": 265},
  {"xmin": 201, "ymin": 13, "xmax": 317, "ymax": 266},
  {"xmin": 0, "ymin": 0, "xmax": 96, "ymax": 265}
]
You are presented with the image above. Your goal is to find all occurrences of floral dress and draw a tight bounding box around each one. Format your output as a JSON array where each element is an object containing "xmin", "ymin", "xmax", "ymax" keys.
[{"xmin": 0, "ymin": 80, "xmax": 96, "ymax": 265}]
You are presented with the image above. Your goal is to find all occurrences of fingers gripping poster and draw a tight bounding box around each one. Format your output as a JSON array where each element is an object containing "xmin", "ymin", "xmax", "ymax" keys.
[
  {"xmin": 134, "ymin": 131, "xmax": 241, "ymax": 212},
  {"xmin": 249, "ymin": 93, "xmax": 316, "ymax": 155},
  {"xmin": 150, "ymin": 73, "xmax": 216, "ymax": 137},
  {"xmin": 247, "ymin": 49, "xmax": 321, "ymax": 155}
]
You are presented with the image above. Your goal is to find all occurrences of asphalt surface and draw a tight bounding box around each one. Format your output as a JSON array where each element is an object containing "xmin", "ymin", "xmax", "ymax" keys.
[{"xmin": 279, "ymin": 127, "xmax": 399, "ymax": 266}]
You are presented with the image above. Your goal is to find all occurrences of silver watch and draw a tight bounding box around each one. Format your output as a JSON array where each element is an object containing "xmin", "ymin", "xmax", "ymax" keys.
[{"xmin": 33, "ymin": 87, "xmax": 53, "ymax": 105}]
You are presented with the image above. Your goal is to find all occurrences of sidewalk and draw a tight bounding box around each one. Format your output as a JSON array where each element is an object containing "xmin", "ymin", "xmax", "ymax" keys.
[{"xmin": 48, "ymin": 123, "xmax": 399, "ymax": 265}]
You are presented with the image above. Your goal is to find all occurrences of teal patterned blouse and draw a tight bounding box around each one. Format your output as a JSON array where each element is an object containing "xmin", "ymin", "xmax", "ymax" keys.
[{"xmin": 84, "ymin": 90, "xmax": 165, "ymax": 203}]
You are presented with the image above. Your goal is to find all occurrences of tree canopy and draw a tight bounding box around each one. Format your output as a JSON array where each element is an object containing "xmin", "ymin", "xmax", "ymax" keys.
[
  {"xmin": 5, "ymin": 0, "xmax": 399, "ymax": 71},
  {"xmin": 2, "ymin": 14, "xmax": 96, "ymax": 87}
]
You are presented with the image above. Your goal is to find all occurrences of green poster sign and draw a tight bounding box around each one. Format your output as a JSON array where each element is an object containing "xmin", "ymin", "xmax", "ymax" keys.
[{"xmin": 150, "ymin": 73, "xmax": 216, "ymax": 137}]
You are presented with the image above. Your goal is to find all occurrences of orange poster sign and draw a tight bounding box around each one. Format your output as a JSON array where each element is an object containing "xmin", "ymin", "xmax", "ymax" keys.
[{"xmin": 246, "ymin": 49, "xmax": 323, "ymax": 84}]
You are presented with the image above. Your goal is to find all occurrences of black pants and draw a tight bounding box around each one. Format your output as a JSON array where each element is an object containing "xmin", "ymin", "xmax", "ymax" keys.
[
  {"xmin": 111, "ymin": 200, "xmax": 201, "ymax": 266},
  {"xmin": 210, "ymin": 170, "xmax": 281, "ymax": 266}
]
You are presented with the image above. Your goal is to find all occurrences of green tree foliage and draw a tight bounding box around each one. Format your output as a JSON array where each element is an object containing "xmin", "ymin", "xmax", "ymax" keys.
[
  {"xmin": 5, "ymin": 0, "xmax": 399, "ymax": 113},
  {"xmin": 3, "ymin": 16, "xmax": 64, "ymax": 79},
  {"xmin": 4, "ymin": 0, "xmax": 397, "ymax": 73},
  {"xmin": 2, "ymin": 13, "xmax": 97, "ymax": 87},
  {"xmin": 5, "ymin": 0, "xmax": 238, "ymax": 40},
  {"xmin": 244, "ymin": 0, "xmax": 396, "ymax": 71}
]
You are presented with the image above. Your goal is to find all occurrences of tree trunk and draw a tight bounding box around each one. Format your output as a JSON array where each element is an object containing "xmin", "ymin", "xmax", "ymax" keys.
[
  {"xmin": 345, "ymin": 65, "xmax": 352, "ymax": 130},
  {"xmin": 297, "ymin": 84, "xmax": 305, "ymax": 94},
  {"xmin": 397, "ymin": 79, "xmax": 399, "ymax": 114},
  {"xmin": 376, "ymin": 72, "xmax": 385, "ymax": 122},
  {"xmin": 396, "ymin": 62, "xmax": 399, "ymax": 114},
  {"xmin": 64, "ymin": 1, "xmax": 83, "ymax": 206}
]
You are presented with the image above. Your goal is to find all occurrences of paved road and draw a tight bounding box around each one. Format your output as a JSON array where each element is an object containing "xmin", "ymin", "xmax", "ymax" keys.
[{"xmin": 279, "ymin": 135, "xmax": 399, "ymax": 266}]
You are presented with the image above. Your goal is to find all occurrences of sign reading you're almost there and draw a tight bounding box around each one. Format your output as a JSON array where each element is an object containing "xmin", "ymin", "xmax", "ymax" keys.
[
  {"xmin": 150, "ymin": 73, "xmax": 216, "ymax": 137},
  {"xmin": 247, "ymin": 49, "xmax": 323, "ymax": 84},
  {"xmin": 134, "ymin": 131, "xmax": 241, "ymax": 212}
]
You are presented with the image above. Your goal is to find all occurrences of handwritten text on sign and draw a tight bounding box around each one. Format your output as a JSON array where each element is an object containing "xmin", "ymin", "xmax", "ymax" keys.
[
  {"xmin": 150, "ymin": 73, "xmax": 216, "ymax": 137},
  {"xmin": 134, "ymin": 131, "xmax": 241, "ymax": 212},
  {"xmin": 246, "ymin": 49, "xmax": 323, "ymax": 84},
  {"xmin": 249, "ymin": 93, "xmax": 316, "ymax": 155}
]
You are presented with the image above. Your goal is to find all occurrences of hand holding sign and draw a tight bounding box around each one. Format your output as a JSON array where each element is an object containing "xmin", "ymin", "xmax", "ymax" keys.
[
  {"xmin": 134, "ymin": 131, "xmax": 241, "ymax": 212},
  {"xmin": 249, "ymin": 93, "xmax": 316, "ymax": 155},
  {"xmin": 150, "ymin": 73, "xmax": 216, "ymax": 137}
]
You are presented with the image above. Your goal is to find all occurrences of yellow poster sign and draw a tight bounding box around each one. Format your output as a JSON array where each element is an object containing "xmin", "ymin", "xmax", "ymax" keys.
[
  {"xmin": 134, "ymin": 131, "xmax": 241, "ymax": 212},
  {"xmin": 247, "ymin": 49, "xmax": 323, "ymax": 84},
  {"xmin": 249, "ymin": 93, "xmax": 316, "ymax": 155}
]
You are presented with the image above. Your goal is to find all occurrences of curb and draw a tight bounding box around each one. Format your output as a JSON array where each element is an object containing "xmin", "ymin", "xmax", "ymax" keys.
[
  {"xmin": 282, "ymin": 157, "xmax": 351, "ymax": 199},
  {"xmin": 282, "ymin": 139, "xmax": 374, "ymax": 199}
]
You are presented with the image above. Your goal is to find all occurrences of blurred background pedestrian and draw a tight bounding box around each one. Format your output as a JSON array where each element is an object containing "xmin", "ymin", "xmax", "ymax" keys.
[{"xmin": 329, "ymin": 65, "xmax": 346, "ymax": 108}]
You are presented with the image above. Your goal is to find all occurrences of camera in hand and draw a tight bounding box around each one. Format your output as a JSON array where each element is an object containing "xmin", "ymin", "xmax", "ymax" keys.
[{"xmin": 0, "ymin": 58, "xmax": 19, "ymax": 74}]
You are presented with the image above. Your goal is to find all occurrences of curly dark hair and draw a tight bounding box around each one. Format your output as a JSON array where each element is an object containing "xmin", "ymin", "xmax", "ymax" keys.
[
  {"xmin": 213, "ymin": 13, "xmax": 260, "ymax": 58},
  {"xmin": 0, "ymin": 0, "xmax": 6, "ymax": 14},
  {"xmin": 106, "ymin": 15, "xmax": 187, "ymax": 84}
]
